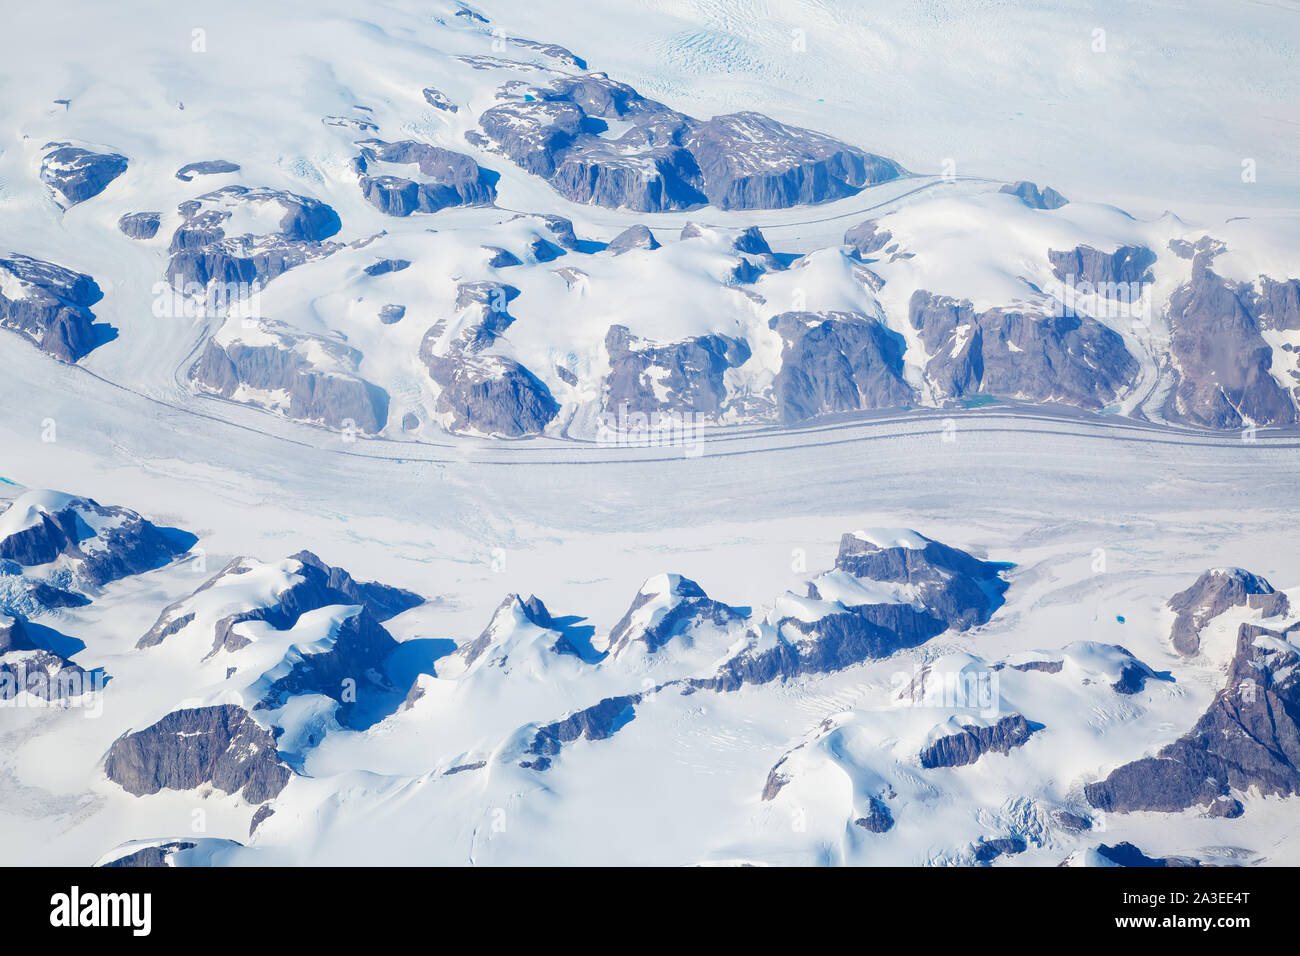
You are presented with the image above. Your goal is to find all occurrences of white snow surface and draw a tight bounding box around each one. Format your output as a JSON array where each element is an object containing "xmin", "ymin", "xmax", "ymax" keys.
[{"xmin": 0, "ymin": 0, "xmax": 1298, "ymax": 868}]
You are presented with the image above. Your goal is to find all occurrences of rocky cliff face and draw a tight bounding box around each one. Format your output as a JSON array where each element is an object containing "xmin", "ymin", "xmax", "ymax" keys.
[
  {"xmin": 0, "ymin": 254, "xmax": 104, "ymax": 362},
  {"xmin": 0, "ymin": 490, "xmax": 195, "ymax": 588},
  {"xmin": 606, "ymin": 224, "xmax": 661, "ymax": 255},
  {"xmin": 1048, "ymin": 244, "xmax": 1156, "ymax": 286},
  {"xmin": 250, "ymin": 605, "xmax": 402, "ymax": 725},
  {"xmin": 427, "ymin": 354, "xmax": 561, "ymax": 437},
  {"xmin": 695, "ymin": 530, "xmax": 1011, "ymax": 691},
  {"xmin": 920, "ymin": 714, "xmax": 1039, "ymax": 768},
  {"xmin": 474, "ymin": 73, "xmax": 900, "ymax": 213},
  {"xmin": 770, "ymin": 311, "xmax": 913, "ymax": 424},
  {"xmin": 138, "ymin": 550, "xmax": 420, "ymax": 655},
  {"xmin": 1161, "ymin": 243, "xmax": 1299, "ymax": 428},
  {"xmin": 191, "ymin": 328, "xmax": 390, "ymax": 434},
  {"xmin": 39, "ymin": 144, "xmax": 128, "ymax": 204},
  {"xmin": 118, "ymin": 211, "xmax": 161, "ymax": 240},
  {"xmin": 0, "ymin": 613, "xmax": 97, "ymax": 701},
  {"xmin": 686, "ymin": 111, "xmax": 903, "ymax": 210},
  {"xmin": 603, "ymin": 324, "xmax": 751, "ymax": 419},
  {"xmin": 165, "ymin": 185, "xmax": 342, "ymax": 291},
  {"xmin": 104, "ymin": 704, "xmax": 291, "ymax": 803},
  {"xmin": 419, "ymin": 282, "xmax": 559, "ymax": 437},
  {"xmin": 522, "ymin": 693, "xmax": 642, "ymax": 771},
  {"xmin": 1087, "ymin": 618, "xmax": 1300, "ymax": 817},
  {"xmin": 1167, "ymin": 567, "xmax": 1284, "ymax": 656},
  {"xmin": 999, "ymin": 181, "xmax": 1068, "ymax": 210},
  {"xmin": 909, "ymin": 290, "xmax": 1139, "ymax": 410},
  {"xmin": 352, "ymin": 139, "xmax": 496, "ymax": 216},
  {"xmin": 175, "ymin": 160, "xmax": 240, "ymax": 182}
]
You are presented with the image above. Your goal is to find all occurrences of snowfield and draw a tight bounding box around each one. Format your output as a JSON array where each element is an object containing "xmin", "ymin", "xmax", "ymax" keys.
[{"xmin": 1, "ymin": 0, "xmax": 1298, "ymax": 868}]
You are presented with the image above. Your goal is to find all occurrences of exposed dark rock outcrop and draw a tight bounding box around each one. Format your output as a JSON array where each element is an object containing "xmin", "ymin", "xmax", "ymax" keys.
[
  {"xmin": 0, "ymin": 254, "xmax": 104, "ymax": 362},
  {"xmin": 697, "ymin": 531, "xmax": 1010, "ymax": 691},
  {"xmin": 523, "ymin": 693, "xmax": 640, "ymax": 769},
  {"xmin": 1168, "ymin": 567, "xmax": 1282, "ymax": 656},
  {"xmin": 761, "ymin": 756, "xmax": 792, "ymax": 801},
  {"xmin": 505, "ymin": 37, "xmax": 586, "ymax": 69},
  {"xmin": 165, "ymin": 185, "xmax": 342, "ymax": 290},
  {"xmin": 425, "ymin": 353, "xmax": 560, "ymax": 437},
  {"xmin": 475, "ymin": 73, "xmax": 900, "ymax": 212},
  {"xmin": 603, "ymin": 324, "xmax": 750, "ymax": 418},
  {"xmin": 726, "ymin": 225, "xmax": 785, "ymax": 282},
  {"xmin": 363, "ymin": 258, "xmax": 410, "ymax": 277},
  {"xmin": 854, "ymin": 796, "xmax": 895, "ymax": 833},
  {"xmin": 353, "ymin": 139, "xmax": 496, "ymax": 216},
  {"xmin": 1086, "ymin": 619, "xmax": 1300, "ymax": 816},
  {"xmin": 0, "ymin": 646, "xmax": 94, "ymax": 701},
  {"xmin": 919, "ymin": 714, "xmax": 1039, "ymax": 768},
  {"xmin": 770, "ymin": 311, "xmax": 913, "ymax": 424},
  {"xmin": 420, "ymin": 282, "xmax": 558, "ymax": 437},
  {"xmin": 250, "ymin": 605, "xmax": 402, "ymax": 726},
  {"xmin": 606, "ymin": 224, "xmax": 660, "ymax": 255},
  {"xmin": 1257, "ymin": 275, "xmax": 1300, "ymax": 332},
  {"xmin": 0, "ymin": 614, "xmax": 36, "ymax": 654},
  {"xmin": 0, "ymin": 613, "xmax": 97, "ymax": 701},
  {"xmin": 973, "ymin": 835, "xmax": 1027, "ymax": 863},
  {"xmin": 0, "ymin": 490, "xmax": 194, "ymax": 587},
  {"xmin": 249, "ymin": 805, "xmax": 275, "ymax": 836},
  {"xmin": 527, "ymin": 235, "xmax": 565, "ymax": 262},
  {"xmin": 1110, "ymin": 651, "xmax": 1161, "ymax": 695},
  {"xmin": 101, "ymin": 841, "xmax": 199, "ymax": 867},
  {"xmin": 104, "ymin": 704, "xmax": 291, "ymax": 802},
  {"xmin": 1094, "ymin": 842, "xmax": 1201, "ymax": 867},
  {"xmin": 996, "ymin": 643, "xmax": 1163, "ymax": 695},
  {"xmin": 537, "ymin": 215, "xmax": 579, "ymax": 250},
  {"xmin": 483, "ymin": 246, "xmax": 522, "ymax": 268},
  {"xmin": 686, "ymin": 111, "xmax": 903, "ymax": 210},
  {"xmin": 843, "ymin": 220, "xmax": 893, "ymax": 259},
  {"xmin": 909, "ymin": 290, "xmax": 1139, "ymax": 410},
  {"xmin": 191, "ymin": 330, "xmax": 390, "ymax": 433},
  {"xmin": 118, "ymin": 212, "xmax": 161, "ymax": 240},
  {"xmin": 39, "ymin": 144, "xmax": 128, "ymax": 204},
  {"xmin": 1161, "ymin": 244, "xmax": 1299, "ymax": 428},
  {"xmin": 835, "ymin": 531, "xmax": 1011, "ymax": 631},
  {"xmin": 1055, "ymin": 810, "xmax": 1094, "ymax": 831},
  {"xmin": 1205, "ymin": 795, "xmax": 1245, "ymax": 818},
  {"xmin": 1000, "ymin": 181, "xmax": 1068, "ymax": 210},
  {"xmin": 422, "ymin": 87, "xmax": 458, "ymax": 112},
  {"xmin": 279, "ymin": 549, "xmax": 423, "ymax": 620},
  {"xmin": 478, "ymin": 75, "xmax": 705, "ymax": 213},
  {"xmin": 732, "ymin": 226, "xmax": 774, "ymax": 257},
  {"xmin": 1003, "ymin": 659, "xmax": 1064, "ymax": 674},
  {"xmin": 175, "ymin": 160, "xmax": 240, "ymax": 182},
  {"xmin": 452, "ymin": 593, "xmax": 577, "ymax": 670},
  {"xmin": 1048, "ymin": 244, "xmax": 1155, "ymax": 286},
  {"xmin": 138, "ymin": 550, "xmax": 421, "ymax": 654},
  {"xmin": 131, "ymin": 552, "xmax": 416, "ymax": 730},
  {"xmin": 443, "ymin": 761, "xmax": 486, "ymax": 775}
]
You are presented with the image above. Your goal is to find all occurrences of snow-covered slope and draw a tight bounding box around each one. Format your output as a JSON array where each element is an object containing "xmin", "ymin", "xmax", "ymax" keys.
[{"xmin": 1, "ymin": 0, "xmax": 1298, "ymax": 868}]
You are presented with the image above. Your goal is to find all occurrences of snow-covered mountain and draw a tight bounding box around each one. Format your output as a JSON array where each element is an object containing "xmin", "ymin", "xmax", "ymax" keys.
[{"xmin": 1, "ymin": 0, "xmax": 1298, "ymax": 868}]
